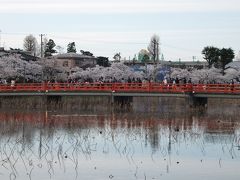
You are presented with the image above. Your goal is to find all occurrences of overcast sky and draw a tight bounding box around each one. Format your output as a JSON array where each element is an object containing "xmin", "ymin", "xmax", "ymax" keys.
[{"xmin": 0, "ymin": 0, "xmax": 240, "ymax": 61}]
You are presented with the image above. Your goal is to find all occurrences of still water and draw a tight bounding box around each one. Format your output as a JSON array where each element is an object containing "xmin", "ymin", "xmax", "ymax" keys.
[{"xmin": 0, "ymin": 97, "xmax": 239, "ymax": 180}]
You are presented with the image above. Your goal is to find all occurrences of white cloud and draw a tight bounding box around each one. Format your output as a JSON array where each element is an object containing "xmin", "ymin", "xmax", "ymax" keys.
[{"xmin": 0, "ymin": 0, "xmax": 240, "ymax": 14}]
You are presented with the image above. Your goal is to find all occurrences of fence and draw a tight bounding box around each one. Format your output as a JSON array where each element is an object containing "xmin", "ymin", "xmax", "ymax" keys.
[{"xmin": 0, "ymin": 83, "xmax": 239, "ymax": 94}]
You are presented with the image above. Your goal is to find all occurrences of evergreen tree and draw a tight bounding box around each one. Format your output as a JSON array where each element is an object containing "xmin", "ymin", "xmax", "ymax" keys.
[
  {"xmin": 113, "ymin": 52, "xmax": 121, "ymax": 61},
  {"xmin": 142, "ymin": 54, "xmax": 150, "ymax": 63},
  {"xmin": 219, "ymin": 48, "xmax": 234, "ymax": 75},
  {"xmin": 202, "ymin": 46, "xmax": 220, "ymax": 68},
  {"xmin": 80, "ymin": 50, "xmax": 93, "ymax": 56},
  {"xmin": 202, "ymin": 46, "xmax": 235, "ymax": 74},
  {"xmin": 44, "ymin": 39, "xmax": 57, "ymax": 57},
  {"xmin": 138, "ymin": 49, "xmax": 150, "ymax": 63},
  {"xmin": 97, "ymin": 56, "xmax": 110, "ymax": 67},
  {"xmin": 67, "ymin": 42, "xmax": 77, "ymax": 53}
]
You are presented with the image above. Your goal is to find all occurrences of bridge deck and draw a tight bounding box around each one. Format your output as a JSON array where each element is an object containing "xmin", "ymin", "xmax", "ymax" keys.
[{"xmin": 0, "ymin": 83, "xmax": 239, "ymax": 98}]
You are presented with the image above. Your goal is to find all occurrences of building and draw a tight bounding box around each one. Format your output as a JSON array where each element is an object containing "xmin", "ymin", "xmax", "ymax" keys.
[
  {"xmin": 52, "ymin": 53, "xmax": 97, "ymax": 69},
  {"xmin": 124, "ymin": 60, "xmax": 208, "ymax": 69},
  {"xmin": 161, "ymin": 60, "xmax": 208, "ymax": 69},
  {"xmin": 226, "ymin": 61, "xmax": 240, "ymax": 70},
  {"xmin": 0, "ymin": 47, "xmax": 39, "ymax": 61}
]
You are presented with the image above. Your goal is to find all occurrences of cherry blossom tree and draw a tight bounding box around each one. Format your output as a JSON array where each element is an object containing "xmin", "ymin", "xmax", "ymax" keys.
[
  {"xmin": 70, "ymin": 62, "xmax": 144, "ymax": 82},
  {"xmin": 170, "ymin": 66, "xmax": 240, "ymax": 84},
  {"xmin": 0, "ymin": 55, "xmax": 42, "ymax": 82},
  {"xmin": 40, "ymin": 58, "xmax": 68, "ymax": 82},
  {"xmin": 1, "ymin": 55, "xmax": 239, "ymax": 84}
]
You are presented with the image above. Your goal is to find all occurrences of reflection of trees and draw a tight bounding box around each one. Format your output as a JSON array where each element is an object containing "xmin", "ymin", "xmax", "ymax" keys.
[
  {"xmin": 1, "ymin": 96, "xmax": 240, "ymax": 119},
  {"xmin": 148, "ymin": 120, "xmax": 160, "ymax": 152},
  {"xmin": 0, "ymin": 110, "xmax": 239, "ymax": 147},
  {"xmin": 0, "ymin": 110, "xmax": 239, "ymax": 179},
  {"xmin": 0, "ymin": 96, "xmax": 113, "ymax": 112}
]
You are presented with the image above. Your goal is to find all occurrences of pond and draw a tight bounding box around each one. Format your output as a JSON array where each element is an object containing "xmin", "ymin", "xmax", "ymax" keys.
[{"xmin": 0, "ymin": 97, "xmax": 239, "ymax": 180}]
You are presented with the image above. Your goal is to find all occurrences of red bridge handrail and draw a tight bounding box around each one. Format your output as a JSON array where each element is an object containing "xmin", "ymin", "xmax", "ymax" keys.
[{"xmin": 0, "ymin": 83, "xmax": 239, "ymax": 94}]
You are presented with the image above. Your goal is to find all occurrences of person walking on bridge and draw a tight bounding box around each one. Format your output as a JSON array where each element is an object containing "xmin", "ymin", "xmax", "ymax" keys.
[{"xmin": 230, "ymin": 79, "xmax": 234, "ymax": 92}]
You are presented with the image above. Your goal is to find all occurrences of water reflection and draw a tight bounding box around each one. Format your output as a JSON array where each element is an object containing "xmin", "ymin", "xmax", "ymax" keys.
[{"xmin": 0, "ymin": 108, "xmax": 239, "ymax": 180}]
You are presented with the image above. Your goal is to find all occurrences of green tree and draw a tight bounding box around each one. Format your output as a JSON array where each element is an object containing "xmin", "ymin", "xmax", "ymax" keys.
[
  {"xmin": 97, "ymin": 56, "xmax": 110, "ymax": 67},
  {"xmin": 80, "ymin": 50, "xmax": 93, "ymax": 56},
  {"xmin": 142, "ymin": 54, "xmax": 150, "ymax": 63},
  {"xmin": 44, "ymin": 39, "xmax": 57, "ymax": 57},
  {"xmin": 202, "ymin": 46, "xmax": 220, "ymax": 68},
  {"xmin": 67, "ymin": 42, "xmax": 76, "ymax": 53},
  {"xmin": 219, "ymin": 48, "xmax": 234, "ymax": 75},
  {"xmin": 138, "ymin": 49, "xmax": 150, "ymax": 63}
]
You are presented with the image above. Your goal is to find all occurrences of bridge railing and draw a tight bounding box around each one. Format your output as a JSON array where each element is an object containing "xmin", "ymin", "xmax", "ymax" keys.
[
  {"xmin": 149, "ymin": 83, "xmax": 193, "ymax": 93},
  {"xmin": 192, "ymin": 84, "xmax": 240, "ymax": 93},
  {"xmin": 46, "ymin": 83, "xmax": 113, "ymax": 91},
  {"xmin": 0, "ymin": 83, "xmax": 240, "ymax": 94},
  {"xmin": 0, "ymin": 83, "xmax": 44, "ymax": 91}
]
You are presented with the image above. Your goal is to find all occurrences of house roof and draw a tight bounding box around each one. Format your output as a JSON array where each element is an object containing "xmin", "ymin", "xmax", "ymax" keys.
[
  {"xmin": 55, "ymin": 53, "xmax": 96, "ymax": 60},
  {"xmin": 0, "ymin": 48, "xmax": 9, "ymax": 57},
  {"xmin": 0, "ymin": 48, "xmax": 39, "ymax": 61}
]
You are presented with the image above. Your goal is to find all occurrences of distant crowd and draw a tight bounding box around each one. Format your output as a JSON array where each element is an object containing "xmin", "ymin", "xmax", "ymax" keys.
[
  {"xmin": 63, "ymin": 76, "xmax": 196, "ymax": 85},
  {"xmin": 0, "ymin": 76, "xmax": 236, "ymax": 85}
]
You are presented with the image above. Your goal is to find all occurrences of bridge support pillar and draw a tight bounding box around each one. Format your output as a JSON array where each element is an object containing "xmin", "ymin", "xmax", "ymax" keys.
[
  {"xmin": 113, "ymin": 96, "xmax": 133, "ymax": 107},
  {"xmin": 47, "ymin": 95, "xmax": 62, "ymax": 108},
  {"xmin": 187, "ymin": 94, "xmax": 208, "ymax": 108}
]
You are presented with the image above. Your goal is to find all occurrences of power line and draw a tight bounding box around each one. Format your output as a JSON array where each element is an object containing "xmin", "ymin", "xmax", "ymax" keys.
[
  {"xmin": 49, "ymin": 35, "xmax": 148, "ymax": 45},
  {"xmin": 1, "ymin": 31, "xmax": 203, "ymax": 57},
  {"xmin": 1, "ymin": 32, "xmax": 195, "ymax": 48},
  {"xmin": 161, "ymin": 42, "xmax": 199, "ymax": 53},
  {"xmin": 2, "ymin": 32, "xmax": 148, "ymax": 45}
]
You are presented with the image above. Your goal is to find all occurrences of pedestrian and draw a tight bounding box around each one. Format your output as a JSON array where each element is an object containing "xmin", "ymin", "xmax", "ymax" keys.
[
  {"xmin": 183, "ymin": 78, "xmax": 187, "ymax": 84},
  {"xmin": 230, "ymin": 79, "xmax": 234, "ymax": 92},
  {"xmin": 163, "ymin": 78, "xmax": 167, "ymax": 85},
  {"xmin": 176, "ymin": 77, "xmax": 179, "ymax": 85},
  {"xmin": 11, "ymin": 79, "xmax": 15, "ymax": 87}
]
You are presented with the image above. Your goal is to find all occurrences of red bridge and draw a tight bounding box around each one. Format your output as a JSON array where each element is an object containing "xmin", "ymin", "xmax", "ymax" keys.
[
  {"xmin": 1, "ymin": 83, "xmax": 239, "ymax": 107},
  {"xmin": 0, "ymin": 83, "xmax": 239, "ymax": 94}
]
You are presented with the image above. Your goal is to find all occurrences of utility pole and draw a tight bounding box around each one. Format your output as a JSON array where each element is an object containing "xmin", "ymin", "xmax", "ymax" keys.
[
  {"xmin": 161, "ymin": 54, "xmax": 164, "ymax": 62},
  {"xmin": 156, "ymin": 41, "xmax": 159, "ymax": 63},
  {"xmin": 39, "ymin": 34, "xmax": 46, "ymax": 58},
  {"xmin": 154, "ymin": 40, "xmax": 160, "ymax": 82},
  {"xmin": 23, "ymin": 63, "xmax": 26, "ymax": 83},
  {"xmin": 192, "ymin": 56, "xmax": 196, "ymax": 62},
  {"xmin": 39, "ymin": 34, "xmax": 46, "ymax": 82}
]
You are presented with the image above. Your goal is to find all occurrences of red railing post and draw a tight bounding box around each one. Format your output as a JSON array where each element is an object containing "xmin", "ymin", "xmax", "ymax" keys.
[{"xmin": 44, "ymin": 82, "xmax": 47, "ymax": 91}]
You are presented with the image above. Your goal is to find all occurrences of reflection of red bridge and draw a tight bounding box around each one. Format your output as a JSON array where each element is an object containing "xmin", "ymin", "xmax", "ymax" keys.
[
  {"xmin": 0, "ymin": 111, "xmax": 237, "ymax": 135},
  {"xmin": 0, "ymin": 83, "xmax": 239, "ymax": 96}
]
